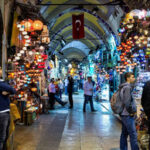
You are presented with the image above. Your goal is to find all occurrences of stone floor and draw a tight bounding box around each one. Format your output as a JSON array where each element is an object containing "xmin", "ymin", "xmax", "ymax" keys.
[{"xmin": 14, "ymin": 91, "xmax": 127, "ymax": 150}]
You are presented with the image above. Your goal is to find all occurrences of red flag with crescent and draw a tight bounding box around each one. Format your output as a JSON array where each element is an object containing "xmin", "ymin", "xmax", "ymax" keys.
[{"xmin": 72, "ymin": 13, "xmax": 85, "ymax": 39}]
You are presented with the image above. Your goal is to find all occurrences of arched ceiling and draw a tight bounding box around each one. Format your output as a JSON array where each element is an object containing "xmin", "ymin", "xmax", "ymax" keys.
[{"xmin": 39, "ymin": 0, "xmax": 121, "ymax": 62}]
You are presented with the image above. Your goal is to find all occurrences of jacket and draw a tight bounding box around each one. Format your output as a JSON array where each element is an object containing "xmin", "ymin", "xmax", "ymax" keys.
[
  {"xmin": 141, "ymin": 80, "xmax": 150, "ymax": 119},
  {"xmin": 67, "ymin": 78, "xmax": 74, "ymax": 93},
  {"xmin": 0, "ymin": 81, "xmax": 16, "ymax": 112},
  {"xmin": 119, "ymin": 82, "xmax": 137, "ymax": 116}
]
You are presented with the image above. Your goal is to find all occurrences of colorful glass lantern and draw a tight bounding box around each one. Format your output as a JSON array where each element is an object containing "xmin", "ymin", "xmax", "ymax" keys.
[
  {"xmin": 33, "ymin": 20, "xmax": 43, "ymax": 31},
  {"xmin": 24, "ymin": 19, "xmax": 33, "ymax": 32}
]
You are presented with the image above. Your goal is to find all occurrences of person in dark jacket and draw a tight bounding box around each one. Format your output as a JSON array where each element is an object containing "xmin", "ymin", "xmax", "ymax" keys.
[
  {"xmin": 141, "ymin": 80, "xmax": 150, "ymax": 119},
  {"xmin": 0, "ymin": 69, "xmax": 16, "ymax": 150},
  {"xmin": 141, "ymin": 80, "xmax": 150, "ymax": 149},
  {"xmin": 67, "ymin": 76, "xmax": 74, "ymax": 109}
]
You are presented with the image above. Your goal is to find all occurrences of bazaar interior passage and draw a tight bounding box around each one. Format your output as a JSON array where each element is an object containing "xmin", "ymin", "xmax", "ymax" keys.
[{"xmin": 0, "ymin": 0, "xmax": 150, "ymax": 150}]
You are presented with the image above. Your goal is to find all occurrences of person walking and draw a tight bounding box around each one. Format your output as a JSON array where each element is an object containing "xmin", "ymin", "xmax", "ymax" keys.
[
  {"xmin": 58, "ymin": 79, "xmax": 64, "ymax": 99},
  {"xmin": 48, "ymin": 78, "xmax": 56, "ymax": 109},
  {"xmin": 0, "ymin": 69, "xmax": 16, "ymax": 150},
  {"xmin": 83, "ymin": 75, "xmax": 96, "ymax": 112},
  {"xmin": 119, "ymin": 72, "xmax": 139, "ymax": 150},
  {"xmin": 64, "ymin": 77, "xmax": 68, "ymax": 95},
  {"xmin": 67, "ymin": 76, "xmax": 74, "ymax": 109}
]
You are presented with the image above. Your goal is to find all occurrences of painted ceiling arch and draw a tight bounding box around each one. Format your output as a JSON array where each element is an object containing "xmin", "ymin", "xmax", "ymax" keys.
[
  {"xmin": 49, "ymin": 24, "xmax": 104, "ymax": 53},
  {"xmin": 41, "ymin": 0, "xmax": 112, "ymax": 20},
  {"xmin": 39, "ymin": 0, "xmax": 120, "ymax": 62},
  {"xmin": 63, "ymin": 47, "xmax": 87, "ymax": 61}
]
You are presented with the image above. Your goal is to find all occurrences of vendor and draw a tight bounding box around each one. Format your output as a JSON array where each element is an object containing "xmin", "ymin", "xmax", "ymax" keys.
[{"xmin": 0, "ymin": 69, "xmax": 16, "ymax": 150}]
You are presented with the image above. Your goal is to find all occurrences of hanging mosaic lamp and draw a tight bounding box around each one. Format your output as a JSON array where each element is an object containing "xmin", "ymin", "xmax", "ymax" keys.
[{"xmin": 33, "ymin": 20, "xmax": 43, "ymax": 31}]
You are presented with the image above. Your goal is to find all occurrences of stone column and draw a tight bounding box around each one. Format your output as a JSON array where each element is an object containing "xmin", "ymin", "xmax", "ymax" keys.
[{"xmin": 1, "ymin": 0, "xmax": 14, "ymax": 79}]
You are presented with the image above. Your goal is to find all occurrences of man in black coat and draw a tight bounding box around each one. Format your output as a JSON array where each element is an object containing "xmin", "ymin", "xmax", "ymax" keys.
[
  {"xmin": 67, "ymin": 76, "xmax": 74, "ymax": 109},
  {"xmin": 141, "ymin": 80, "xmax": 150, "ymax": 149},
  {"xmin": 0, "ymin": 69, "xmax": 16, "ymax": 150}
]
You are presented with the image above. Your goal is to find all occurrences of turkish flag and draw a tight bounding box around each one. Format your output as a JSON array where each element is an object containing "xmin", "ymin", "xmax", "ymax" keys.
[{"xmin": 72, "ymin": 14, "xmax": 85, "ymax": 39}]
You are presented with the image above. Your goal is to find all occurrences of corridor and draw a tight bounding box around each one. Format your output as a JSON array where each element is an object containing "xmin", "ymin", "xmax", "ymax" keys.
[{"xmin": 14, "ymin": 91, "xmax": 122, "ymax": 150}]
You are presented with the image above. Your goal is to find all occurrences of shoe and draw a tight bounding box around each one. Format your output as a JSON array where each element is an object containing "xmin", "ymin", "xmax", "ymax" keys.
[
  {"xmin": 92, "ymin": 110, "xmax": 97, "ymax": 112},
  {"xmin": 62, "ymin": 102, "xmax": 67, "ymax": 106},
  {"xmin": 69, "ymin": 106, "xmax": 73, "ymax": 109},
  {"xmin": 83, "ymin": 110, "xmax": 86, "ymax": 112}
]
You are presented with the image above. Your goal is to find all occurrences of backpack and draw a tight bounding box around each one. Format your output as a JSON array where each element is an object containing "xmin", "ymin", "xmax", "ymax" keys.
[{"xmin": 110, "ymin": 88, "xmax": 124, "ymax": 114}]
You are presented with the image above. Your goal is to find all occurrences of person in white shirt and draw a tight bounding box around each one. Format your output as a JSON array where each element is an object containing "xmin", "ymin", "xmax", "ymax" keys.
[
  {"xmin": 83, "ymin": 75, "xmax": 96, "ymax": 112},
  {"xmin": 64, "ymin": 77, "xmax": 68, "ymax": 95}
]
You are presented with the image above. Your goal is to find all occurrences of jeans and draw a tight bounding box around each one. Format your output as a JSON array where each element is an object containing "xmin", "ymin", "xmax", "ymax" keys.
[
  {"xmin": 68, "ymin": 92, "xmax": 73, "ymax": 108},
  {"xmin": 49, "ymin": 93, "xmax": 55, "ymax": 109},
  {"xmin": 65, "ymin": 86, "xmax": 68, "ymax": 95},
  {"xmin": 0, "ymin": 112, "xmax": 10, "ymax": 150},
  {"xmin": 59, "ymin": 89, "xmax": 63, "ymax": 99},
  {"xmin": 55, "ymin": 94, "xmax": 65, "ymax": 106},
  {"xmin": 120, "ymin": 116, "xmax": 139, "ymax": 150},
  {"xmin": 83, "ymin": 95, "xmax": 94, "ymax": 111}
]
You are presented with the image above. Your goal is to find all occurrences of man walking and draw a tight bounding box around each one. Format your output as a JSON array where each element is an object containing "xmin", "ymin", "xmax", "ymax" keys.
[
  {"xmin": 0, "ymin": 69, "xmax": 16, "ymax": 150},
  {"xmin": 83, "ymin": 75, "xmax": 96, "ymax": 112},
  {"xmin": 67, "ymin": 76, "xmax": 74, "ymax": 109},
  {"xmin": 119, "ymin": 72, "xmax": 139, "ymax": 150}
]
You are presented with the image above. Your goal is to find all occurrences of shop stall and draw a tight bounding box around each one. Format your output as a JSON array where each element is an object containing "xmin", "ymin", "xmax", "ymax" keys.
[{"xmin": 8, "ymin": 16, "xmax": 50, "ymax": 125}]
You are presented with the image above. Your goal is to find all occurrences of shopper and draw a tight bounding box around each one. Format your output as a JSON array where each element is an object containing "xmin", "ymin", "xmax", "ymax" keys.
[
  {"xmin": 141, "ymin": 80, "xmax": 150, "ymax": 149},
  {"xmin": 64, "ymin": 77, "xmax": 68, "ymax": 95},
  {"xmin": 0, "ymin": 69, "xmax": 16, "ymax": 150},
  {"xmin": 67, "ymin": 76, "xmax": 74, "ymax": 109},
  {"xmin": 58, "ymin": 78, "xmax": 64, "ymax": 99},
  {"xmin": 83, "ymin": 75, "xmax": 96, "ymax": 112},
  {"xmin": 119, "ymin": 72, "xmax": 139, "ymax": 150},
  {"xmin": 54, "ymin": 79, "xmax": 67, "ymax": 107},
  {"xmin": 48, "ymin": 78, "xmax": 56, "ymax": 109}
]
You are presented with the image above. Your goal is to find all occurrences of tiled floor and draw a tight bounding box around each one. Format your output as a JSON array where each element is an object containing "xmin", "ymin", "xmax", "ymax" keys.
[{"xmin": 14, "ymin": 91, "xmax": 125, "ymax": 150}]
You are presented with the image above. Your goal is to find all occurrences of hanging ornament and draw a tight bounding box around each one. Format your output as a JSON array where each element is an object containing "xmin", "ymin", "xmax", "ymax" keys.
[{"xmin": 33, "ymin": 20, "xmax": 43, "ymax": 31}]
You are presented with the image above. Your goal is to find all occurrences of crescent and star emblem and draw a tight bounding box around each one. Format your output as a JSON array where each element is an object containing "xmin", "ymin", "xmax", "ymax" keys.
[{"xmin": 75, "ymin": 20, "xmax": 81, "ymax": 31}]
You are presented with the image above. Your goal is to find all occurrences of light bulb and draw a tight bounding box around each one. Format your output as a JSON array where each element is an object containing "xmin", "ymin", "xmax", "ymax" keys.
[
  {"xmin": 20, "ymin": 50, "xmax": 25, "ymax": 54},
  {"xmin": 22, "ymin": 31, "xmax": 27, "ymax": 35},
  {"xmin": 24, "ymin": 35, "xmax": 29, "ymax": 39},
  {"xmin": 17, "ymin": 53, "xmax": 21, "ymax": 57},
  {"xmin": 19, "ymin": 28, "xmax": 24, "ymax": 31},
  {"xmin": 29, "ymin": 51, "xmax": 33, "ymax": 55},
  {"xmin": 25, "ymin": 43, "xmax": 29, "ymax": 47},
  {"xmin": 17, "ymin": 24, "xmax": 21, "ymax": 28},
  {"xmin": 23, "ymin": 47, "xmax": 27, "ymax": 50}
]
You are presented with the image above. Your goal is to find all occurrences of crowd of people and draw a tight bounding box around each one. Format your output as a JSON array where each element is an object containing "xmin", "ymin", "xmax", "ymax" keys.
[{"xmin": 0, "ymin": 70, "xmax": 150, "ymax": 150}]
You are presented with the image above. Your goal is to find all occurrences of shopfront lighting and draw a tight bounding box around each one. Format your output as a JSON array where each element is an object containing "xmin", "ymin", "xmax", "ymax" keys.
[
  {"xmin": 29, "ymin": 51, "xmax": 33, "ymax": 55},
  {"xmin": 24, "ymin": 19, "xmax": 33, "ymax": 32},
  {"xmin": 25, "ymin": 43, "xmax": 29, "ymax": 47},
  {"xmin": 127, "ymin": 23, "xmax": 133, "ymax": 29},
  {"xmin": 134, "ymin": 35, "xmax": 139, "ymax": 40},
  {"xmin": 23, "ymin": 47, "xmax": 27, "ymax": 50},
  {"xmin": 17, "ymin": 24, "xmax": 21, "ymax": 28},
  {"xmin": 24, "ymin": 35, "xmax": 29, "ymax": 39},
  {"xmin": 16, "ymin": 57, "xmax": 20, "ymax": 60},
  {"xmin": 17, "ymin": 53, "xmax": 21, "ymax": 57},
  {"xmin": 33, "ymin": 20, "xmax": 43, "ymax": 31},
  {"xmin": 26, "ymin": 39, "xmax": 31, "ymax": 43},
  {"xmin": 143, "ymin": 40, "xmax": 148, "ymax": 45},
  {"xmin": 144, "ymin": 30, "xmax": 148, "ymax": 35},
  {"xmin": 19, "ymin": 27, "xmax": 24, "ymax": 32},
  {"xmin": 20, "ymin": 50, "xmax": 25, "ymax": 54},
  {"xmin": 39, "ymin": 46, "xmax": 44, "ymax": 50},
  {"xmin": 22, "ymin": 31, "xmax": 27, "ymax": 35}
]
